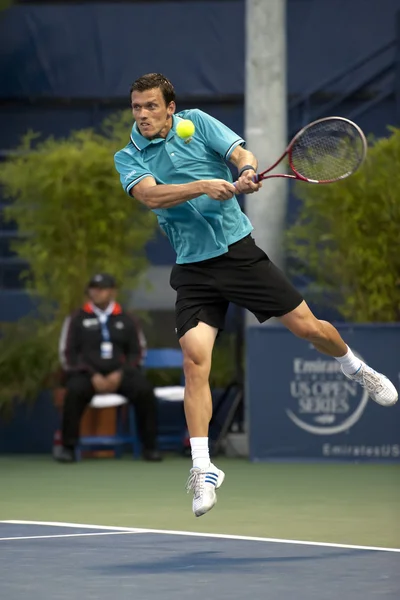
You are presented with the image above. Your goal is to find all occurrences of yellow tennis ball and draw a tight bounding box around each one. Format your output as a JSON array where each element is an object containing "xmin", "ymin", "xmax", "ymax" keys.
[{"xmin": 176, "ymin": 119, "xmax": 195, "ymax": 139}]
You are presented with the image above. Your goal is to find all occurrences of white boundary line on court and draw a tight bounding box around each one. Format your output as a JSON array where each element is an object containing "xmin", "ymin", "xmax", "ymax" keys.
[
  {"xmin": 1, "ymin": 520, "xmax": 400, "ymax": 553},
  {"xmin": 0, "ymin": 531, "xmax": 142, "ymax": 542}
]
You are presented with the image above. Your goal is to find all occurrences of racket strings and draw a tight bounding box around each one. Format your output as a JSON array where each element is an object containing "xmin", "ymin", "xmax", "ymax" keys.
[{"xmin": 289, "ymin": 120, "xmax": 366, "ymax": 182}]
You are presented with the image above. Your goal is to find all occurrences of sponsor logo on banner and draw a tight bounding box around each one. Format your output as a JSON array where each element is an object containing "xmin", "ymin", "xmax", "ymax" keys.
[
  {"xmin": 286, "ymin": 354, "xmax": 369, "ymax": 435},
  {"xmin": 322, "ymin": 444, "xmax": 400, "ymax": 458}
]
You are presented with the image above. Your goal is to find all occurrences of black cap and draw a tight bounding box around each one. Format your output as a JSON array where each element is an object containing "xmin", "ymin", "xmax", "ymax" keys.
[{"xmin": 87, "ymin": 273, "xmax": 116, "ymax": 289}]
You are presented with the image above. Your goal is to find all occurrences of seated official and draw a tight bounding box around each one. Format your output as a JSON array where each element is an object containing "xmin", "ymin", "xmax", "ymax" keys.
[{"xmin": 56, "ymin": 272, "xmax": 162, "ymax": 462}]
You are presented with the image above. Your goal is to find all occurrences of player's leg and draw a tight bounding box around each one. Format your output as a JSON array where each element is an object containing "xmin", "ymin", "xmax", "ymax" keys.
[
  {"xmin": 179, "ymin": 321, "xmax": 225, "ymax": 516},
  {"xmin": 279, "ymin": 300, "xmax": 348, "ymax": 356},
  {"xmin": 170, "ymin": 263, "xmax": 227, "ymax": 516},
  {"xmin": 179, "ymin": 321, "xmax": 217, "ymax": 443},
  {"xmin": 278, "ymin": 301, "xmax": 398, "ymax": 406},
  {"xmin": 221, "ymin": 235, "xmax": 397, "ymax": 407}
]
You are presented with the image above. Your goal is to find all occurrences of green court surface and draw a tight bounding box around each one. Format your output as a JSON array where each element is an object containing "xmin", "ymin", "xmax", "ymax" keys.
[{"xmin": 0, "ymin": 455, "xmax": 399, "ymax": 548}]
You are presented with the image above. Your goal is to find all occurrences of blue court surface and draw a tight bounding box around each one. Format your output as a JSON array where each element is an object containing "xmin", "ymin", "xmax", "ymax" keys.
[{"xmin": 0, "ymin": 521, "xmax": 399, "ymax": 599}]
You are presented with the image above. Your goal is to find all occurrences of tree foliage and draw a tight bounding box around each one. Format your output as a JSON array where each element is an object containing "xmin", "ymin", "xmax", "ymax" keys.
[
  {"xmin": 0, "ymin": 111, "xmax": 157, "ymax": 410},
  {"xmin": 286, "ymin": 127, "xmax": 400, "ymax": 322},
  {"xmin": 1, "ymin": 112, "xmax": 155, "ymax": 317}
]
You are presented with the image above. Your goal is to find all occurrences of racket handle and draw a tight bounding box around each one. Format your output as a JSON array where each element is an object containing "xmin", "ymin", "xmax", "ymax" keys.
[{"xmin": 233, "ymin": 174, "xmax": 260, "ymax": 188}]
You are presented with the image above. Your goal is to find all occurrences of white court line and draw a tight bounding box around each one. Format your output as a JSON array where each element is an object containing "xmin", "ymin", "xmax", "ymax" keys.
[
  {"xmin": 0, "ymin": 531, "xmax": 141, "ymax": 542},
  {"xmin": 2, "ymin": 521, "xmax": 144, "ymax": 532},
  {"xmin": 1, "ymin": 520, "xmax": 400, "ymax": 553}
]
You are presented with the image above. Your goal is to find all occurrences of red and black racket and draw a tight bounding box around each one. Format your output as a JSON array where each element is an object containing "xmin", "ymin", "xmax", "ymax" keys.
[{"xmin": 248, "ymin": 116, "xmax": 367, "ymax": 184}]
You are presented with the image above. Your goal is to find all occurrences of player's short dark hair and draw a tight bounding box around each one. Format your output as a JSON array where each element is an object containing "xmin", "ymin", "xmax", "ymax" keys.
[{"xmin": 130, "ymin": 73, "xmax": 176, "ymax": 106}]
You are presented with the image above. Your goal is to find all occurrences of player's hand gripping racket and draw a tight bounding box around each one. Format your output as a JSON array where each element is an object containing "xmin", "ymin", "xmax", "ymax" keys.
[{"xmin": 243, "ymin": 116, "xmax": 367, "ymax": 185}]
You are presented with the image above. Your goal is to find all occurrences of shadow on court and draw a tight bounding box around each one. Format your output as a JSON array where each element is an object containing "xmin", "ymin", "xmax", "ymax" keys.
[{"xmin": 92, "ymin": 547, "xmax": 368, "ymax": 574}]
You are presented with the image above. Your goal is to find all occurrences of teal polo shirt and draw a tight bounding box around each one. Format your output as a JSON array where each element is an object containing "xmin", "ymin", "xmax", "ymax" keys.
[{"xmin": 114, "ymin": 109, "xmax": 253, "ymax": 264}]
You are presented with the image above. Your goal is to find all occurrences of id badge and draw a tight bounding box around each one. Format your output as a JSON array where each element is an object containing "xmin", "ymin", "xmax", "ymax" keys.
[{"xmin": 101, "ymin": 342, "xmax": 113, "ymax": 359}]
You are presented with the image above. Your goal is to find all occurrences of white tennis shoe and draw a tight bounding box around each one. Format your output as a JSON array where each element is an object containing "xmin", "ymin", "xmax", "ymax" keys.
[
  {"xmin": 186, "ymin": 463, "xmax": 225, "ymax": 517},
  {"xmin": 342, "ymin": 362, "xmax": 398, "ymax": 407}
]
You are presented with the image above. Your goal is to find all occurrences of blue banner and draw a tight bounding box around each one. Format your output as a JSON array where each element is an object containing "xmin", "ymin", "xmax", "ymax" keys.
[{"xmin": 246, "ymin": 324, "xmax": 400, "ymax": 461}]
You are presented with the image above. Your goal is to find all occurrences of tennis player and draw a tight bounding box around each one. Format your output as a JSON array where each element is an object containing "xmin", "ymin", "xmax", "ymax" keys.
[{"xmin": 114, "ymin": 73, "xmax": 398, "ymax": 517}]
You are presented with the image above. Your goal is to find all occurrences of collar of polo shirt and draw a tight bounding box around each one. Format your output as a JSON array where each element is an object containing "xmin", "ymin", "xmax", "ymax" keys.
[{"xmin": 130, "ymin": 115, "xmax": 179, "ymax": 151}]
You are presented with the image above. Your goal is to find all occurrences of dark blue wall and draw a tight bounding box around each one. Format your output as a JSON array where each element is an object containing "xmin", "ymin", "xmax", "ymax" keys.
[
  {"xmin": 1, "ymin": 0, "xmax": 398, "ymax": 99},
  {"xmin": 1, "ymin": 0, "xmax": 398, "ymax": 147}
]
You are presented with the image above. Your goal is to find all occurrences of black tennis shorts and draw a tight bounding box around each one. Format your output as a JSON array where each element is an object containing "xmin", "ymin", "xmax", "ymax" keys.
[{"xmin": 170, "ymin": 234, "xmax": 304, "ymax": 339}]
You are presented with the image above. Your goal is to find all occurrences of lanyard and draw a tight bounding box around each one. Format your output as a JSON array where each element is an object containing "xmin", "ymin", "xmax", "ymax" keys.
[
  {"xmin": 90, "ymin": 302, "xmax": 115, "ymax": 343},
  {"xmin": 98, "ymin": 313, "xmax": 110, "ymax": 342}
]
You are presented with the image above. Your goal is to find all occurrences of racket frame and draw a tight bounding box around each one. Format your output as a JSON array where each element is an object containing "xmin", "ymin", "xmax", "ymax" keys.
[{"xmin": 254, "ymin": 116, "xmax": 368, "ymax": 184}]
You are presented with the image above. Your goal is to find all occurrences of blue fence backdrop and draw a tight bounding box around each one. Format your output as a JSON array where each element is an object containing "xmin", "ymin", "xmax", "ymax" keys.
[{"xmin": 246, "ymin": 324, "xmax": 400, "ymax": 462}]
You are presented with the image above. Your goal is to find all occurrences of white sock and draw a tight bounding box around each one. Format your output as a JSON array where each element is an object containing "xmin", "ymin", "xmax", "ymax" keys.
[
  {"xmin": 190, "ymin": 437, "xmax": 210, "ymax": 470},
  {"xmin": 334, "ymin": 346, "xmax": 362, "ymax": 375}
]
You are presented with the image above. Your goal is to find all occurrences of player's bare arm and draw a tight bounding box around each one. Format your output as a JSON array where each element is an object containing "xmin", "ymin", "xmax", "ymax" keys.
[
  {"xmin": 229, "ymin": 146, "xmax": 262, "ymax": 194},
  {"xmin": 131, "ymin": 175, "xmax": 236, "ymax": 208}
]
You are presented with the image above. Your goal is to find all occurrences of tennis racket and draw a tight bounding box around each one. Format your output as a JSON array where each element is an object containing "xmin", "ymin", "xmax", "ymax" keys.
[{"xmin": 244, "ymin": 116, "xmax": 367, "ymax": 185}]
